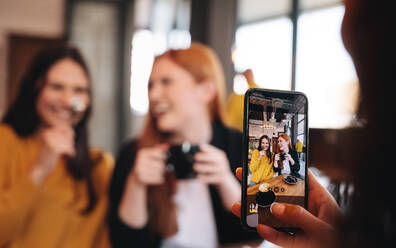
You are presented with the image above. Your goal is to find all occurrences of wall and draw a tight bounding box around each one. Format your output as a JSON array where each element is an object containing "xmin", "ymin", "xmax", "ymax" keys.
[
  {"xmin": 70, "ymin": 1, "xmax": 120, "ymax": 154},
  {"xmin": 0, "ymin": 0, "xmax": 65, "ymax": 117}
]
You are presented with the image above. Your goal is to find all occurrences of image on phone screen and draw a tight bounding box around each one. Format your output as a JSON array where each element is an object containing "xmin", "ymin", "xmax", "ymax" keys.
[{"xmin": 242, "ymin": 89, "xmax": 308, "ymax": 232}]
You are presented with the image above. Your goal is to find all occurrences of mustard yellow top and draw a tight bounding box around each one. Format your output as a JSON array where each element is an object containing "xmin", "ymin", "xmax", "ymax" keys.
[
  {"xmin": 249, "ymin": 149, "xmax": 274, "ymax": 183},
  {"xmin": 295, "ymin": 141, "xmax": 304, "ymax": 153},
  {"xmin": 0, "ymin": 124, "xmax": 114, "ymax": 248}
]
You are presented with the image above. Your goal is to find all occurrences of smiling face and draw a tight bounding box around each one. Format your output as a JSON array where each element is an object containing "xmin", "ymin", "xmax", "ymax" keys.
[
  {"xmin": 148, "ymin": 57, "xmax": 212, "ymax": 134},
  {"xmin": 261, "ymin": 138, "xmax": 270, "ymax": 151},
  {"xmin": 36, "ymin": 58, "xmax": 90, "ymax": 127},
  {"xmin": 278, "ymin": 136, "xmax": 289, "ymax": 151}
]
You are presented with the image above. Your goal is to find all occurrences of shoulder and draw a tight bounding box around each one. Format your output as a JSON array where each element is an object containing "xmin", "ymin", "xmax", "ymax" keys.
[
  {"xmin": 224, "ymin": 125, "xmax": 243, "ymax": 140},
  {"xmin": 0, "ymin": 124, "xmax": 23, "ymax": 156},
  {"xmin": 108, "ymin": 140, "xmax": 139, "ymax": 201},
  {"xmin": 114, "ymin": 139, "xmax": 139, "ymax": 173},
  {"xmin": 214, "ymin": 122, "xmax": 243, "ymax": 143},
  {"xmin": 116, "ymin": 139, "xmax": 139, "ymax": 164},
  {"xmin": 117, "ymin": 139, "xmax": 139, "ymax": 156},
  {"xmin": 252, "ymin": 149, "xmax": 259, "ymax": 155},
  {"xmin": 0, "ymin": 123, "xmax": 19, "ymax": 143}
]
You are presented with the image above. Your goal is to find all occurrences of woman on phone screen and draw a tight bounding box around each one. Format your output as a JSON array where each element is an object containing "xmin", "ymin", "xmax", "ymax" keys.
[
  {"xmin": 249, "ymin": 135, "xmax": 275, "ymax": 185},
  {"xmin": 273, "ymin": 133, "xmax": 300, "ymax": 178}
]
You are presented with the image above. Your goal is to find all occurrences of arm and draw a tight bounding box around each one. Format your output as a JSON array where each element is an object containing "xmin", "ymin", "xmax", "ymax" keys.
[
  {"xmin": 249, "ymin": 149, "xmax": 260, "ymax": 173},
  {"xmin": 109, "ymin": 142, "xmax": 165, "ymax": 248},
  {"xmin": 194, "ymin": 144, "xmax": 240, "ymax": 211},
  {"xmin": 289, "ymin": 149, "xmax": 300, "ymax": 175},
  {"xmin": 0, "ymin": 171, "xmax": 41, "ymax": 245},
  {"xmin": 273, "ymin": 153, "xmax": 281, "ymax": 173},
  {"xmin": 0, "ymin": 126, "xmax": 41, "ymax": 245}
]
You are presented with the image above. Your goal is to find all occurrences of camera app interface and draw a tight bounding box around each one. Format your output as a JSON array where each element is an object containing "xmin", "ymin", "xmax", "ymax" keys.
[{"xmin": 245, "ymin": 92, "xmax": 307, "ymax": 228}]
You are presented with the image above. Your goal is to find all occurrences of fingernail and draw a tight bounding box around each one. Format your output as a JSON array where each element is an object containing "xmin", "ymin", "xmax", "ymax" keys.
[{"xmin": 270, "ymin": 203, "xmax": 285, "ymax": 215}]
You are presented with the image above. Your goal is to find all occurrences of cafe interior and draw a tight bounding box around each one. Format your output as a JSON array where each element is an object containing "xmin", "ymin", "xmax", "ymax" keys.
[
  {"xmin": 248, "ymin": 94, "xmax": 307, "ymax": 179},
  {"xmin": 0, "ymin": 0, "xmax": 359, "ymax": 246}
]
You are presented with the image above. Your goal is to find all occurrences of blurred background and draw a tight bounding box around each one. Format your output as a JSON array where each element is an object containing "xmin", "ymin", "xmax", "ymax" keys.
[{"xmin": 0, "ymin": 0, "xmax": 357, "ymax": 156}]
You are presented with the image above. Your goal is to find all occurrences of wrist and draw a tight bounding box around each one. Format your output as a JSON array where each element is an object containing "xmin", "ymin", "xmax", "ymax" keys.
[
  {"xmin": 128, "ymin": 171, "xmax": 146, "ymax": 189},
  {"xmin": 219, "ymin": 171, "xmax": 237, "ymax": 188}
]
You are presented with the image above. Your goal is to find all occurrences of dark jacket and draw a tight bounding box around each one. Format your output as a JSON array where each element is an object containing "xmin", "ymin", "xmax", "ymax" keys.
[
  {"xmin": 109, "ymin": 122, "xmax": 260, "ymax": 247},
  {"xmin": 273, "ymin": 148, "xmax": 301, "ymax": 178}
]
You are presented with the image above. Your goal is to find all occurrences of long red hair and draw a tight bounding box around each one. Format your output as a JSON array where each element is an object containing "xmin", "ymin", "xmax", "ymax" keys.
[
  {"xmin": 276, "ymin": 133, "xmax": 293, "ymax": 170},
  {"xmin": 138, "ymin": 42, "xmax": 226, "ymax": 238}
]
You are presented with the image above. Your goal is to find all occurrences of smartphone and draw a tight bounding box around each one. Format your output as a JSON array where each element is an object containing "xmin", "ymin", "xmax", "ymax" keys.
[{"xmin": 241, "ymin": 88, "xmax": 308, "ymax": 233}]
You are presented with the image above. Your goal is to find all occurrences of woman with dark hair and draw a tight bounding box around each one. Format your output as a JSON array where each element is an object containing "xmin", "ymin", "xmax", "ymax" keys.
[
  {"xmin": 0, "ymin": 45, "xmax": 113, "ymax": 247},
  {"xmin": 109, "ymin": 43, "xmax": 260, "ymax": 247},
  {"xmin": 232, "ymin": 0, "xmax": 395, "ymax": 247},
  {"xmin": 249, "ymin": 135, "xmax": 275, "ymax": 185},
  {"xmin": 273, "ymin": 133, "xmax": 301, "ymax": 179}
]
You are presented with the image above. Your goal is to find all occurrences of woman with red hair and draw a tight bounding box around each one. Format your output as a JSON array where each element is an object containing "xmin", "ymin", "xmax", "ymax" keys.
[
  {"xmin": 109, "ymin": 43, "xmax": 259, "ymax": 247},
  {"xmin": 273, "ymin": 133, "xmax": 301, "ymax": 179}
]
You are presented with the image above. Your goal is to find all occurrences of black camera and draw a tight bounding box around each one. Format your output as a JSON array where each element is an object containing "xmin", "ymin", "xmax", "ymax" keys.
[
  {"xmin": 280, "ymin": 152, "xmax": 286, "ymax": 160},
  {"xmin": 166, "ymin": 142, "xmax": 200, "ymax": 179}
]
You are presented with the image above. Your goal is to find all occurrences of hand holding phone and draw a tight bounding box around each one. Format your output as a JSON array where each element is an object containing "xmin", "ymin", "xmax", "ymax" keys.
[{"xmin": 233, "ymin": 169, "xmax": 342, "ymax": 248}]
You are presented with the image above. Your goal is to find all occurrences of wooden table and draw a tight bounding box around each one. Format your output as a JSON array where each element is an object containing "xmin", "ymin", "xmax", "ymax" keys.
[{"xmin": 247, "ymin": 174, "xmax": 305, "ymax": 196}]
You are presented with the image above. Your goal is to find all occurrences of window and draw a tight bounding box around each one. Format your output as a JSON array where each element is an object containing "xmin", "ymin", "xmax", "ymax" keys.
[
  {"xmin": 296, "ymin": 5, "xmax": 358, "ymax": 128},
  {"xmin": 129, "ymin": 0, "xmax": 191, "ymax": 115},
  {"xmin": 234, "ymin": 18, "xmax": 293, "ymax": 91}
]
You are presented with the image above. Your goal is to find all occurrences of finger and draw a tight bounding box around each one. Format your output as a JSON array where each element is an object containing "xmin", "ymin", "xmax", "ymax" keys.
[
  {"xmin": 194, "ymin": 152, "xmax": 215, "ymax": 164},
  {"xmin": 141, "ymin": 174, "xmax": 165, "ymax": 184},
  {"xmin": 257, "ymin": 224, "xmax": 297, "ymax": 247},
  {"xmin": 198, "ymin": 143, "xmax": 213, "ymax": 153},
  {"xmin": 235, "ymin": 167, "xmax": 242, "ymax": 181},
  {"xmin": 307, "ymin": 169, "xmax": 327, "ymax": 191},
  {"xmin": 155, "ymin": 143, "xmax": 169, "ymax": 150},
  {"xmin": 138, "ymin": 167, "xmax": 165, "ymax": 184},
  {"xmin": 196, "ymin": 174, "xmax": 222, "ymax": 184},
  {"xmin": 307, "ymin": 169, "xmax": 339, "ymax": 207},
  {"xmin": 194, "ymin": 163, "xmax": 220, "ymax": 174},
  {"xmin": 198, "ymin": 143, "xmax": 222, "ymax": 156},
  {"xmin": 140, "ymin": 161, "xmax": 166, "ymax": 174},
  {"xmin": 270, "ymin": 203, "xmax": 332, "ymax": 236},
  {"xmin": 145, "ymin": 149, "xmax": 167, "ymax": 161},
  {"xmin": 307, "ymin": 169, "xmax": 342, "ymax": 225},
  {"xmin": 231, "ymin": 202, "xmax": 241, "ymax": 218},
  {"xmin": 141, "ymin": 167, "xmax": 165, "ymax": 179}
]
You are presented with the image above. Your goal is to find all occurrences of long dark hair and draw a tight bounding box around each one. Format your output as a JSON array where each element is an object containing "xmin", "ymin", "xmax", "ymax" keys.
[
  {"xmin": 257, "ymin": 135, "xmax": 272, "ymax": 163},
  {"xmin": 336, "ymin": 1, "xmax": 395, "ymax": 247},
  {"xmin": 3, "ymin": 45, "xmax": 101, "ymax": 214}
]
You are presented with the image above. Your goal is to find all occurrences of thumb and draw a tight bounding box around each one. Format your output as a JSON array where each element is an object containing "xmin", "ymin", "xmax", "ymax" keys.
[{"xmin": 270, "ymin": 203, "xmax": 333, "ymax": 236}]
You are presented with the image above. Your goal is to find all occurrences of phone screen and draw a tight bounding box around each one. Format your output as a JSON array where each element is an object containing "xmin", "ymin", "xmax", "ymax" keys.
[{"xmin": 242, "ymin": 88, "xmax": 308, "ymax": 232}]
